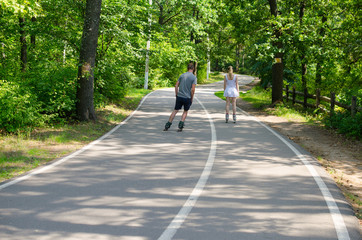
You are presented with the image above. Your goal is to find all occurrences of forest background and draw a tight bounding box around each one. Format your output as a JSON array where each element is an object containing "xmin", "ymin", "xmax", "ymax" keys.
[{"xmin": 0, "ymin": 0, "xmax": 361, "ymax": 138}]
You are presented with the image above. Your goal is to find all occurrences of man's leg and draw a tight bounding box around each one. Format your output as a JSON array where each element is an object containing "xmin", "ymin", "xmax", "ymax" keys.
[
  {"xmin": 178, "ymin": 111, "xmax": 188, "ymax": 131},
  {"xmin": 178, "ymin": 98, "xmax": 191, "ymax": 131},
  {"xmin": 180, "ymin": 110, "xmax": 188, "ymax": 122},
  {"xmin": 164, "ymin": 109, "xmax": 179, "ymax": 131},
  {"xmin": 169, "ymin": 109, "xmax": 179, "ymax": 123}
]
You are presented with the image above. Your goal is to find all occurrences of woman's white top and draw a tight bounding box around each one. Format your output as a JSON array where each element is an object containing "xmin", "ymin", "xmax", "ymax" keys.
[{"xmin": 223, "ymin": 74, "xmax": 239, "ymax": 97}]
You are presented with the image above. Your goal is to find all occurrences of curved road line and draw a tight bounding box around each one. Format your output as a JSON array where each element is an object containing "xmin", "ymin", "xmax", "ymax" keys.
[
  {"xmin": 0, "ymin": 91, "xmax": 155, "ymax": 191},
  {"xmin": 240, "ymin": 109, "xmax": 350, "ymax": 240},
  {"xmin": 158, "ymin": 96, "xmax": 217, "ymax": 240}
]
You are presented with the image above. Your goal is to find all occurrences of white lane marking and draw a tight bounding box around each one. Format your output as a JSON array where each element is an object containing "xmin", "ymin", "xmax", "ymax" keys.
[
  {"xmin": 0, "ymin": 92, "xmax": 154, "ymax": 191},
  {"xmin": 240, "ymin": 109, "xmax": 350, "ymax": 240},
  {"xmin": 158, "ymin": 97, "xmax": 217, "ymax": 240}
]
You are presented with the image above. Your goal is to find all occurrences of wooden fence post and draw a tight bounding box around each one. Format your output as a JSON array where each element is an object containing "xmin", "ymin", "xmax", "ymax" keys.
[
  {"xmin": 304, "ymin": 88, "xmax": 308, "ymax": 109},
  {"xmin": 351, "ymin": 96, "xmax": 357, "ymax": 117},
  {"xmin": 286, "ymin": 85, "xmax": 289, "ymax": 102},
  {"xmin": 316, "ymin": 89, "xmax": 320, "ymax": 108},
  {"xmin": 330, "ymin": 92, "xmax": 335, "ymax": 117},
  {"xmin": 292, "ymin": 86, "xmax": 296, "ymax": 105}
]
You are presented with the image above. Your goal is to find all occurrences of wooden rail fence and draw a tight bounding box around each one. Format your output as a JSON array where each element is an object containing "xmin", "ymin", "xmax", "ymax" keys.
[{"xmin": 283, "ymin": 85, "xmax": 361, "ymax": 117}]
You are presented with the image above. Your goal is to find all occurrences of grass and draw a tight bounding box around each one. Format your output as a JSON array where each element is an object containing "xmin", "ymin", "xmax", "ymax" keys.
[
  {"xmin": 235, "ymin": 86, "xmax": 320, "ymax": 124},
  {"xmin": 214, "ymin": 91, "xmax": 226, "ymax": 101},
  {"xmin": 239, "ymin": 86, "xmax": 271, "ymax": 109},
  {"xmin": 267, "ymin": 103, "xmax": 319, "ymax": 124},
  {"xmin": 344, "ymin": 192, "xmax": 362, "ymax": 219},
  {"xmin": 0, "ymin": 88, "xmax": 151, "ymax": 182},
  {"xmin": 216, "ymin": 86, "xmax": 271, "ymax": 109},
  {"xmin": 200, "ymin": 72, "xmax": 224, "ymax": 85}
]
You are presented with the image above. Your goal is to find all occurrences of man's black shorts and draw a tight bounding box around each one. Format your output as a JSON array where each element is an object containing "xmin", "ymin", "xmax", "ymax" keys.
[{"xmin": 174, "ymin": 96, "xmax": 192, "ymax": 111}]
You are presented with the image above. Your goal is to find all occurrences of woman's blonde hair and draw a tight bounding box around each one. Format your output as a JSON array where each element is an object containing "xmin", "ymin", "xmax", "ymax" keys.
[{"xmin": 227, "ymin": 66, "xmax": 233, "ymax": 80}]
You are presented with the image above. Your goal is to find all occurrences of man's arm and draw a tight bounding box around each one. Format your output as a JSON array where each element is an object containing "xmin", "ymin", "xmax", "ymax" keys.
[
  {"xmin": 190, "ymin": 84, "xmax": 196, "ymax": 102},
  {"xmin": 175, "ymin": 81, "xmax": 180, "ymax": 97}
]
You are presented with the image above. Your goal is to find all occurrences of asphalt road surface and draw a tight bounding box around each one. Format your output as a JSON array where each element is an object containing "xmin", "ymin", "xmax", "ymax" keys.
[{"xmin": 1, "ymin": 75, "xmax": 360, "ymax": 240}]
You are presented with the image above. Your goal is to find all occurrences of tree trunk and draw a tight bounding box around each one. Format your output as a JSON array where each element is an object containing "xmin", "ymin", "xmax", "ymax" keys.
[
  {"xmin": 301, "ymin": 61, "xmax": 307, "ymax": 89},
  {"xmin": 215, "ymin": 58, "xmax": 219, "ymax": 72},
  {"xmin": 76, "ymin": 0, "xmax": 102, "ymax": 121},
  {"xmin": 300, "ymin": 1, "xmax": 307, "ymax": 90},
  {"xmin": 31, "ymin": 17, "xmax": 36, "ymax": 46},
  {"xmin": 190, "ymin": 7, "xmax": 199, "ymax": 76},
  {"xmin": 193, "ymin": 61, "xmax": 198, "ymax": 76},
  {"xmin": 242, "ymin": 51, "xmax": 245, "ymax": 69},
  {"xmin": 1, "ymin": 42, "xmax": 5, "ymax": 59},
  {"xmin": 215, "ymin": 32, "xmax": 221, "ymax": 71},
  {"xmin": 236, "ymin": 44, "xmax": 240, "ymax": 72},
  {"xmin": 316, "ymin": 14, "xmax": 327, "ymax": 89},
  {"xmin": 19, "ymin": 17, "xmax": 27, "ymax": 72},
  {"xmin": 158, "ymin": 3, "xmax": 164, "ymax": 25},
  {"xmin": 268, "ymin": 0, "xmax": 283, "ymax": 104}
]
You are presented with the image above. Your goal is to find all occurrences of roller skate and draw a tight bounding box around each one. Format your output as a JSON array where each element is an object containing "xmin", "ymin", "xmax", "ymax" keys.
[
  {"xmin": 233, "ymin": 114, "xmax": 236, "ymax": 123},
  {"xmin": 163, "ymin": 121, "xmax": 172, "ymax": 131},
  {"xmin": 225, "ymin": 113, "xmax": 229, "ymax": 123},
  {"xmin": 177, "ymin": 121, "xmax": 184, "ymax": 132}
]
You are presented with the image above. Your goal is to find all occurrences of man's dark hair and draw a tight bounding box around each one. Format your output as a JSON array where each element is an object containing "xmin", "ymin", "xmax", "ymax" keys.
[{"xmin": 187, "ymin": 63, "xmax": 194, "ymax": 70}]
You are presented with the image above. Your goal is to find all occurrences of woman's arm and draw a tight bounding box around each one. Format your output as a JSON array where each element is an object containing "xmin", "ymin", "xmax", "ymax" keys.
[
  {"xmin": 224, "ymin": 76, "xmax": 226, "ymax": 91},
  {"xmin": 235, "ymin": 76, "xmax": 239, "ymax": 95}
]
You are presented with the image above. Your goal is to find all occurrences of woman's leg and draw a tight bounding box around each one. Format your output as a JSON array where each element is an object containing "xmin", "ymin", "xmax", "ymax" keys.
[
  {"xmin": 225, "ymin": 97, "xmax": 230, "ymax": 114},
  {"xmin": 225, "ymin": 97, "xmax": 230, "ymax": 123},
  {"xmin": 231, "ymin": 97, "xmax": 237, "ymax": 115},
  {"xmin": 231, "ymin": 97, "xmax": 237, "ymax": 123}
]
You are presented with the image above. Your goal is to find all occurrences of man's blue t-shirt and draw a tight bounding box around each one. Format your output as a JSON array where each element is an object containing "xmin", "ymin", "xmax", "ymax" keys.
[{"xmin": 177, "ymin": 72, "xmax": 197, "ymax": 99}]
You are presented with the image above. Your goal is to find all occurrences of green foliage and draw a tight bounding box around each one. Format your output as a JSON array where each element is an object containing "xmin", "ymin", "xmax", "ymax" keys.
[
  {"xmin": 0, "ymin": 0, "xmax": 360, "ymax": 138},
  {"xmin": 24, "ymin": 64, "xmax": 77, "ymax": 122},
  {"xmin": 326, "ymin": 111, "xmax": 362, "ymax": 139},
  {"xmin": 148, "ymin": 68, "xmax": 171, "ymax": 89},
  {"xmin": 196, "ymin": 62, "xmax": 208, "ymax": 84},
  {"xmin": 0, "ymin": 87, "xmax": 151, "ymax": 182},
  {"xmin": 240, "ymin": 86, "xmax": 271, "ymax": 109},
  {"xmin": 147, "ymin": 35, "xmax": 192, "ymax": 89},
  {"xmin": 0, "ymin": 81, "xmax": 42, "ymax": 133},
  {"xmin": 95, "ymin": 60, "xmax": 130, "ymax": 103},
  {"xmin": 337, "ymin": 88, "xmax": 362, "ymax": 107},
  {"xmin": 214, "ymin": 91, "xmax": 225, "ymax": 101},
  {"xmin": 238, "ymin": 85, "xmax": 361, "ymax": 139},
  {"xmin": 202, "ymin": 72, "xmax": 224, "ymax": 85}
]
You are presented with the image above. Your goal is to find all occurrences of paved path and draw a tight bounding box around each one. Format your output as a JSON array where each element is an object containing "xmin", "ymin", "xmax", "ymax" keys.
[{"xmin": 0, "ymin": 75, "xmax": 360, "ymax": 240}]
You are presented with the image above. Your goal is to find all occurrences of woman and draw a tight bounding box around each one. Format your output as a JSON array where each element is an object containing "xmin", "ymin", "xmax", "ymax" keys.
[{"xmin": 223, "ymin": 66, "xmax": 239, "ymax": 123}]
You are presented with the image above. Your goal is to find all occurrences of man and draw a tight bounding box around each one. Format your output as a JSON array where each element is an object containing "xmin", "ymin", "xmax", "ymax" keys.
[{"xmin": 164, "ymin": 63, "xmax": 197, "ymax": 132}]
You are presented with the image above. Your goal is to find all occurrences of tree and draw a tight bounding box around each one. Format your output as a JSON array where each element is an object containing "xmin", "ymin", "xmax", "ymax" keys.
[
  {"xmin": 268, "ymin": 0, "xmax": 283, "ymax": 104},
  {"xmin": 299, "ymin": 1, "xmax": 307, "ymax": 90},
  {"xmin": 76, "ymin": 0, "xmax": 102, "ymax": 121},
  {"xmin": 19, "ymin": 16, "xmax": 27, "ymax": 72}
]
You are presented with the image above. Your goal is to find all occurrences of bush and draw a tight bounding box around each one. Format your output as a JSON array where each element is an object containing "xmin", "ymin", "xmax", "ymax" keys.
[
  {"xmin": 147, "ymin": 68, "xmax": 171, "ymax": 89},
  {"xmin": 336, "ymin": 88, "xmax": 362, "ymax": 107},
  {"xmin": 95, "ymin": 61, "xmax": 130, "ymax": 103},
  {"xmin": 325, "ymin": 111, "xmax": 362, "ymax": 139},
  {"xmin": 0, "ymin": 81, "xmax": 42, "ymax": 133},
  {"xmin": 196, "ymin": 62, "xmax": 207, "ymax": 84}
]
